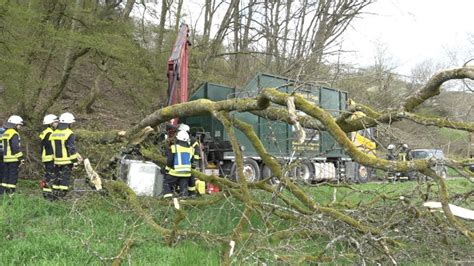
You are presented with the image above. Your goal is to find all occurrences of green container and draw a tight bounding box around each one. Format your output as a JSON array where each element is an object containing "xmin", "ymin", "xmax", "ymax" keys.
[
  {"xmin": 183, "ymin": 74, "xmax": 349, "ymax": 161},
  {"xmin": 234, "ymin": 73, "xmax": 348, "ymax": 159},
  {"xmin": 183, "ymin": 82, "xmax": 235, "ymax": 140}
]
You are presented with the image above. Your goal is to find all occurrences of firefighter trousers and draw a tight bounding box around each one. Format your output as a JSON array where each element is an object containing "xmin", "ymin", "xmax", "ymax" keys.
[
  {"xmin": 0, "ymin": 161, "xmax": 4, "ymax": 195},
  {"xmin": 42, "ymin": 161, "xmax": 55, "ymax": 199},
  {"xmin": 163, "ymin": 174, "xmax": 190, "ymax": 198},
  {"xmin": 54, "ymin": 164, "xmax": 73, "ymax": 199},
  {"xmin": 188, "ymin": 175, "xmax": 196, "ymax": 195},
  {"xmin": 2, "ymin": 162, "xmax": 19, "ymax": 194}
]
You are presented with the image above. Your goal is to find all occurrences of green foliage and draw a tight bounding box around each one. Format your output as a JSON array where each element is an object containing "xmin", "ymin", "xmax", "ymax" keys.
[
  {"xmin": 0, "ymin": 187, "xmax": 220, "ymax": 265},
  {"xmin": 1, "ymin": 179, "xmax": 472, "ymax": 264},
  {"xmin": 0, "ymin": 0, "xmax": 170, "ymax": 120},
  {"xmin": 439, "ymin": 128, "xmax": 468, "ymax": 141}
]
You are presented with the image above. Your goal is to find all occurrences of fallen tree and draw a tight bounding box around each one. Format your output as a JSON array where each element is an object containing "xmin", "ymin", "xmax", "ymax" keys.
[{"xmin": 78, "ymin": 66, "xmax": 473, "ymax": 263}]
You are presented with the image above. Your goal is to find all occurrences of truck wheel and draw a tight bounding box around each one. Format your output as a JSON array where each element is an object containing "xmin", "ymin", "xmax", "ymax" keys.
[
  {"xmin": 294, "ymin": 161, "xmax": 314, "ymax": 184},
  {"xmin": 231, "ymin": 158, "xmax": 260, "ymax": 183},
  {"xmin": 357, "ymin": 165, "xmax": 369, "ymax": 183}
]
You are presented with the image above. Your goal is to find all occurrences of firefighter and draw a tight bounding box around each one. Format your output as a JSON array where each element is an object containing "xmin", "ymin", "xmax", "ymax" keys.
[
  {"xmin": 39, "ymin": 114, "xmax": 59, "ymax": 200},
  {"xmin": 397, "ymin": 143, "xmax": 411, "ymax": 181},
  {"xmin": 158, "ymin": 123, "xmax": 178, "ymax": 193},
  {"xmin": 399, "ymin": 144, "xmax": 412, "ymax": 161},
  {"xmin": 386, "ymin": 144, "xmax": 397, "ymax": 181},
  {"xmin": 0, "ymin": 124, "xmax": 5, "ymax": 195},
  {"xmin": 50, "ymin": 112, "xmax": 81, "ymax": 199},
  {"xmin": 165, "ymin": 123, "xmax": 178, "ymax": 144},
  {"xmin": 178, "ymin": 123, "xmax": 201, "ymax": 198},
  {"xmin": 163, "ymin": 130, "xmax": 194, "ymax": 199},
  {"xmin": 0, "ymin": 115, "xmax": 24, "ymax": 195},
  {"xmin": 387, "ymin": 144, "xmax": 397, "ymax": 160}
]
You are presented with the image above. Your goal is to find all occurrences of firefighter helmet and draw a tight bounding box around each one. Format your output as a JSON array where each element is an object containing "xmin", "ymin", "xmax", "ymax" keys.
[
  {"xmin": 178, "ymin": 123, "xmax": 190, "ymax": 132},
  {"xmin": 43, "ymin": 114, "xmax": 59, "ymax": 125},
  {"xmin": 7, "ymin": 115, "xmax": 24, "ymax": 125},
  {"xmin": 59, "ymin": 112, "xmax": 75, "ymax": 124},
  {"xmin": 176, "ymin": 130, "xmax": 190, "ymax": 142}
]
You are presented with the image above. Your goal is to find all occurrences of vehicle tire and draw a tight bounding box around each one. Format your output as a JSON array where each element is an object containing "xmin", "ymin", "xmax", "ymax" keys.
[
  {"xmin": 357, "ymin": 165, "xmax": 369, "ymax": 183},
  {"xmin": 294, "ymin": 161, "xmax": 314, "ymax": 184},
  {"xmin": 230, "ymin": 158, "xmax": 260, "ymax": 183}
]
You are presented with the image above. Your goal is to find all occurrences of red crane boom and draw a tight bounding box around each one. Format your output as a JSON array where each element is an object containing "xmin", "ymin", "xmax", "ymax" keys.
[{"xmin": 167, "ymin": 24, "xmax": 190, "ymax": 126}]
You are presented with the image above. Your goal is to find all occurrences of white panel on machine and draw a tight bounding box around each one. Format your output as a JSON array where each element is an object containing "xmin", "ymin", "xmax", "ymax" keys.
[{"xmin": 120, "ymin": 159, "xmax": 163, "ymax": 197}]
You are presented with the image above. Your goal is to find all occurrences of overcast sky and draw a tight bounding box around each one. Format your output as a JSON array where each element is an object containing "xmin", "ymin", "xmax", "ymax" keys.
[
  {"xmin": 341, "ymin": 0, "xmax": 474, "ymax": 76},
  {"xmin": 135, "ymin": 0, "xmax": 474, "ymax": 77}
]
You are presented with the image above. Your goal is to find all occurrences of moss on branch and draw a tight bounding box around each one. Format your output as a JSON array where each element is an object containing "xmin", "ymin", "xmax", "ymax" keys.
[
  {"xmin": 126, "ymin": 96, "xmax": 270, "ymax": 141},
  {"xmin": 402, "ymin": 66, "xmax": 474, "ymax": 112},
  {"xmin": 260, "ymin": 88, "xmax": 430, "ymax": 172}
]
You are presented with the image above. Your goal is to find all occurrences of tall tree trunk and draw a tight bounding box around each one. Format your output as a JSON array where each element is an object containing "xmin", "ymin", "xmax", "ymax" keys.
[
  {"xmin": 310, "ymin": 0, "xmax": 330, "ymax": 68},
  {"xmin": 79, "ymin": 59, "xmax": 107, "ymax": 114},
  {"xmin": 79, "ymin": 0, "xmax": 136, "ymax": 114},
  {"xmin": 156, "ymin": 0, "xmax": 170, "ymax": 53},
  {"xmin": 174, "ymin": 0, "xmax": 183, "ymax": 31},
  {"xmin": 203, "ymin": 0, "xmax": 215, "ymax": 47},
  {"xmin": 232, "ymin": 0, "xmax": 240, "ymax": 73},
  {"xmin": 36, "ymin": 0, "xmax": 89, "ymax": 120},
  {"xmin": 272, "ymin": 0, "xmax": 281, "ymax": 73},
  {"xmin": 241, "ymin": 0, "xmax": 254, "ymax": 52},
  {"xmin": 280, "ymin": 0, "xmax": 292, "ymax": 72},
  {"xmin": 17, "ymin": 0, "xmax": 59, "ymax": 121},
  {"xmin": 122, "ymin": 0, "xmax": 135, "ymax": 19},
  {"xmin": 204, "ymin": 0, "xmax": 239, "ymax": 67},
  {"xmin": 264, "ymin": 0, "xmax": 272, "ymax": 68}
]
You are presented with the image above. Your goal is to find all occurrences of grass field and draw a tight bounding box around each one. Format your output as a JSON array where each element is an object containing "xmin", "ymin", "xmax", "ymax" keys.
[{"xmin": 0, "ymin": 178, "xmax": 472, "ymax": 265}]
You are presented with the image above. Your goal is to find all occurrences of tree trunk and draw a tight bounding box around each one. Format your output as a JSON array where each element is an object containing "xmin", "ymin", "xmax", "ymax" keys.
[
  {"xmin": 202, "ymin": 0, "xmax": 214, "ymax": 47},
  {"xmin": 204, "ymin": 0, "xmax": 240, "ymax": 67},
  {"xmin": 232, "ymin": 0, "xmax": 240, "ymax": 73},
  {"xmin": 156, "ymin": 0, "xmax": 170, "ymax": 53},
  {"xmin": 78, "ymin": 59, "xmax": 108, "ymax": 114},
  {"xmin": 122, "ymin": 0, "xmax": 135, "ymax": 19},
  {"xmin": 36, "ymin": 0, "xmax": 89, "ymax": 120},
  {"xmin": 174, "ymin": 0, "xmax": 183, "ymax": 31}
]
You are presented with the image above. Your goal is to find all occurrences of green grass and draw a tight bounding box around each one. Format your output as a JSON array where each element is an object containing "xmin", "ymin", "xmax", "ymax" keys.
[
  {"xmin": 439, "ymin": 128, "xmax": 468, "ymax": 141},
  {"xmin": 1, "ymin": 178, "xmax": 472, "ymax": 265},
  {"xmin": 0, "ymin": 186, "xmax": 220, "ymax": 265}
]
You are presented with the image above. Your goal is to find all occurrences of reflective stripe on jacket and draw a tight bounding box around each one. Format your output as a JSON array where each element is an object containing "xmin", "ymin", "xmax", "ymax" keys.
[
  {"xmin": 39, "ymin": 127, "xmax": 54, "ymax": 162},
  {"xmin": 1, "ymin": 128, "xmax": 23, "ymax": 162},
  {"xmin": 398, "ymin": 152, "xmax": 407, "ymax": 162},
  {"xmin": 0, "ymin": 128, "xmax": 4, "ymax": 161},
  {"xmin": 191, "ymin": 140, "xmax": 201, "ymax": 160},
  {"xmin": 50, "ymin": 128, "xmax": 77, "ymax": 165},
  {"xmin": 168, "ymin": 143, "xmax": 193, "ymax": 177}
]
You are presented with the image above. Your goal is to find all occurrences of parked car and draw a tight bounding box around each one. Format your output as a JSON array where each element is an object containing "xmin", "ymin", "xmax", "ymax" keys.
[{"xmin": 409, "ymin": 149, "xmax": 448, "ymax": 179}]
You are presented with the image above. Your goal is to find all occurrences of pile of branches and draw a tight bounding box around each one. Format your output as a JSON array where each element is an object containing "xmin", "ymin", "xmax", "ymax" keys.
[{"xmin": 79, "ymin": 66, "xmax": 473, "ymax": 264}]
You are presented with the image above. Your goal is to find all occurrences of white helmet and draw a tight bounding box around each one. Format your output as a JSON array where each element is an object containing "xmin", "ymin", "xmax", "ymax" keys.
[
  {"xmin": 43, "ymin": 114, "xmax": 59, "ymax": 125},
  {"xmin": 178, "ymin": 123, "xmax": 190, "ymax": 132},
  {"xmin": 8, "ymin": 115, "xmax": 24, "ymax": 125},
  {"xmin": 176, "ymin": 130, "xmax": 190, "ymax": 142},
  {"xmin": 59, "ymin": 112, "xmax": 75, "ymax": 124},
  {"xmin": 387, "ymin": 144, "xmax": 395, "ymax": 150}
]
